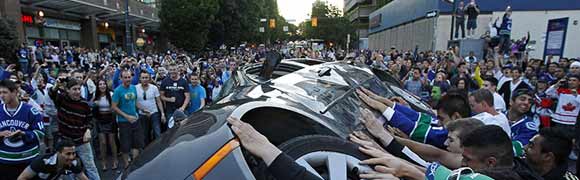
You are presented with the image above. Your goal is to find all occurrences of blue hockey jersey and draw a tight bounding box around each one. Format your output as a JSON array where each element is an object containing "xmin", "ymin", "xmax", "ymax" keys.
[
  {"xmin": 0, "ymin": 102, "xmax": 44, "ymax": 164},
  {"xmin": 503, "ymin": 111, "xmax": 539, "ymax": 157},
  {"xmin": 382, "ymin": 104, "xmax": 448, "ymax": 148}
]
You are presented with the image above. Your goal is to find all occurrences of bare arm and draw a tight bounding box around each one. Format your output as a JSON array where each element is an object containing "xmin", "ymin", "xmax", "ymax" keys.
[
  {"xmin": 395, "ymin": 137, "xmax": 462, "ymax": 169},
  {"xmin": 17, "ymin": 167, "xmax": 36, "ymax": 180},
  {"xmin": 159, "ymin": 91, "xmax": 175, "ymax": 102},
  {"xmin": 76, "ymin": 172, "xmax": 89, "ymax": 180},
  {"xmin": 111, "ymin": 101, "xmax": 136, "ymax": 122},
  {"xmin": 180, "ymin": 92, "xmax": 190, "ymax": 111}
]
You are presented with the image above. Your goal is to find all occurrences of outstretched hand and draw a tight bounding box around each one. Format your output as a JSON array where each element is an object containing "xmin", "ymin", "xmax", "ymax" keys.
[
  {"xmin": 357, "ymin": 89, "xmax": 388, "ymax": 113},
  {"xmin": 227, "ymin": 117, "xmax": 281, "ymax": 166}
]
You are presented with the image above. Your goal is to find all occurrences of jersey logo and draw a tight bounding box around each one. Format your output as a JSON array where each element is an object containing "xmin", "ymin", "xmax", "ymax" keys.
[
  {"xmin": 525, "ymin": 121, "xmax": 539, "ymax": 131},
  {"xmin": 563, "ymin": 103, "xmax": 576, "ymax": 111},
  {"xmin": 30, "ymin": 107, "xmax": 41, "ymax": 115},
  {"xmin": 3, "ymin": 138, "xmax": 24, "ymax": 148}
]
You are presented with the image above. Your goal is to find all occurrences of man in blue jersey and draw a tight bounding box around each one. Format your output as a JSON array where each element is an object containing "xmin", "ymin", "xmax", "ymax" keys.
[
  {"xmin": 357, "ymin": 87, "xmax": 471, "ymax": 148},
  {"xmin": 504, "ymin": 89, "xmax": 539, "ymax": 157},
  {"xmin": 0, "ymin": 80, "xmax": 44, "ymax": 180}
]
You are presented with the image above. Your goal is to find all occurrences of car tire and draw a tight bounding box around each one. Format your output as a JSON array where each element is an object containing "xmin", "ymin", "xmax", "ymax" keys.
[{"xmin": 277, "ymin": 135, "xmax": 371, "ymax": 180}]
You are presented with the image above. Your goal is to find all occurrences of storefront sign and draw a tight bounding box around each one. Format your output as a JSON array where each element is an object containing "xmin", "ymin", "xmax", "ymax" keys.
[
  {"xmin": 21, "ymin": 15, "xmax": 33, "ymax": 24},
  {"xmin": 370, "ymin": 14, "xmax": 382, "ymax": 28},
  {"xmin": 43, "ymin": 18, "xmax": 81, "ymax": 31},
  {"xmin": 543, "ymin": 17, "xmax": 568, "ymax": 59}
]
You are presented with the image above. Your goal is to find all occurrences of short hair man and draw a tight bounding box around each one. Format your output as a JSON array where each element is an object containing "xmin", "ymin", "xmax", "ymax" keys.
[
  {"xmin": 469, "ymin": 89, "xmax": 511, "ymax": 136},
  {"xmin": 504, "ymin": 89, "xmax": 539, "ymax": 156},
  {"xmin": 17, "ymin": 140, "xmax": 88, "ymax": 180},
  {"xmin": 112, "ymin": 70, "xmax": 143, "ymax": 169},
  {"xmin": 525, "ymin": 127, "xmax": 579, "ymax": 180},
  {"xmin": 462, "ymin": 125, "xmax": 542, "ymax": 179},
  {"xmin": 357, "ymin": 88, "xmax": 471, "ymax": 148},
  {"xmin": 481, "ymin": 75, "xmax": 506, "ymax": 112},
  {"xmin": 0, "ymin": 80, "xmax": 44, "ymax": 180}
]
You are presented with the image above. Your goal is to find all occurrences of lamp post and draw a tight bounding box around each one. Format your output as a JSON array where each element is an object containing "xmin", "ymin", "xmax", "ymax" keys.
[
  {"xmin": 125, "ymin": 0, "xmax": 133, "ymax": 56},
  {"xmin": 450, "ymin": 0, "xmax": 458, "ymax": 41}
]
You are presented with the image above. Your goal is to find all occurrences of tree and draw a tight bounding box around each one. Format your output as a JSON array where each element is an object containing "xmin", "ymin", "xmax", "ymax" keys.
[
  {"xmin": 0, "ymin": 18, "xmax": 19, "ymax": 62},
  {"xmin": 299, "ymin": 0, "xmax": 356, "ymax": 50},
  {"xmin": 159, "ymin": 0, "xmax": 219, "ymax": 52}
]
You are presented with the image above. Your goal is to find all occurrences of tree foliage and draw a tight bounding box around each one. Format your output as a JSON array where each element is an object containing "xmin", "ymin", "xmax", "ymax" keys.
[
  {"xmin": 0, "ymin": 18, "xmax": 19, "ymax": 62},
  {"xmin": 160, "ymin": 0, "xmax": 296, "ymax": 51},
  {"xmin": 159, "ymin": 0, "xmax": 219, "ymax": 52},
  {"xmin": 299, "ymin": 0, "xmax": 356, "ymax": 49}
]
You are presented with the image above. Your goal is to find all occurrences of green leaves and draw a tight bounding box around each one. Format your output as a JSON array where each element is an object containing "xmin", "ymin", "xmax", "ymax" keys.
[
  {"xmin": 0, "ymin": 18, "xmax": 19, "ymax": 62},
  {"xmin": 299, "ymin": 0, "xmax": 357, "ymax": 49},
  {"xmin": 160, "ymin": 0, "xmax": 219, "ymax": 52}
]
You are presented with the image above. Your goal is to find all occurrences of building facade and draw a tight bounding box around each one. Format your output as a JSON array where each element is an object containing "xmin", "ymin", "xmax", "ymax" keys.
[
  {"xmin": 368, "ymin": 0, "xmax": 580, "ymax": 59},
  {"xmin": 1, "ymin": 0, "xmax": 160, "ymax": 51},
  {"xmin": 344, "ymin": 0, "xmax": 389, "ymax": 49}
]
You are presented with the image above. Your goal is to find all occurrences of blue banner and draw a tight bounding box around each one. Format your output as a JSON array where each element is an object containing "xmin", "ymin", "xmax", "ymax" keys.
[{"xmin": 543, "ymin": 17, "xmax": 569, "ymax": 58}]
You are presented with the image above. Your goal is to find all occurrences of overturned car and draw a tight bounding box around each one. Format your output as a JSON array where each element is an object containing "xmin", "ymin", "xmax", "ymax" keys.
[{"xmin": 118, "ymin": 57, "xmax": 433, "ymax": 180}]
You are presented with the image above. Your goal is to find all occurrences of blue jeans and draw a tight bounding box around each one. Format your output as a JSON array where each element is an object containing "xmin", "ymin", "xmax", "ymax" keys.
[
  {"xmin": 19, "ymin": 61, "xmax": 28, "ymax": 75},
  {"xmin": 77, "ymin": 142, "xmax": 101, "ymax": 180},
  {"xmin": 139, "ymin": 112, "xmax": 161, "ymax": 144}
]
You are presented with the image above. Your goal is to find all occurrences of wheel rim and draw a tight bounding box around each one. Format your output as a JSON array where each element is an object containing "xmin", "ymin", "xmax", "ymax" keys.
[{"xmin": 295, "ymin": 151, "xmax": 372, "ymax": 180}]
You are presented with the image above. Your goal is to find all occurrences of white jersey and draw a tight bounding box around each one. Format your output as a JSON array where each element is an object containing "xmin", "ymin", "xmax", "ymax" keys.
[
  {"xmin": 472, "ymin": 112, "xmax": 512, "ymax": 137},
  {"xmin": 552, "ymin": 93, "xmax": 580, "ymax": 125},
  {"xmin": 493, "ymin": 92, "xmax": 506, "ymax": 112}
]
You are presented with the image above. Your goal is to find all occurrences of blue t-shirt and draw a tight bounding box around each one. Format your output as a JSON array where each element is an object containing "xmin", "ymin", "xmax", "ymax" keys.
[
  {"xmin": 187, "ymin": 84, "xmax": 207, "ymax": 114},
  {"xmin": 112, "ymin": 85, "xmax": 138, "ymax": 123}
]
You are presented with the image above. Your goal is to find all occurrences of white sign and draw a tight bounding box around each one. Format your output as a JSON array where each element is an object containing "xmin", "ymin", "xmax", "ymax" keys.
[
  {"xmin": 259, "ymin": 27, "xmax": 265, "ymax": 32},
  {"xmin": 43, "ymin": 18, "xmax": 81, "ymax": 30},
  {"xmin": 283, "ymin": 26, "xmax": 288, "ymax": 32},
  {"xmin": 546, "ymin": 30, "xmax": 564, "ymax": 49}
]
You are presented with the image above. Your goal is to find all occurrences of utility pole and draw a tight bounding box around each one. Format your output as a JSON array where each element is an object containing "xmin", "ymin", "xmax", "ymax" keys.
[
  {"xmin": 450, "ymin": 0, "xmax": 458, "ymax": 41},
  {"xmin": 125, "ymin": 0, "xmax": 133, "ymax": 55}
]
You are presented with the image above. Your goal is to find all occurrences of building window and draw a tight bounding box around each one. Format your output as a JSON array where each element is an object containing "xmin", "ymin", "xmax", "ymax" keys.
[
  {"xmin": 98, "ymin": 34, "xmax": 110, "ymax": 43},
  {"xmin": 44, "ymin": 28, "xmax": 60, "ymax": 39},
  {"xmin": 25, "ymin": 26, "xmax": 40, "ymax": 38},
  {"xmin": 68, "ymin": 31, "xmax": 81, "ymax": 41}
]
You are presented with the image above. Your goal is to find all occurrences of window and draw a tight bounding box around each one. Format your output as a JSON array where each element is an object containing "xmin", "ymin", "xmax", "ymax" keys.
[
  {"xmin": 44, "ymin": 28, "xmax": 60, "ymax": 39},
  {"xmin": 68, "ymin": 31, "xmax": 81, "ymax": 41},
  {"xmin": 25, "ymin": 26, "xmax": 40, "ymax": 38}
]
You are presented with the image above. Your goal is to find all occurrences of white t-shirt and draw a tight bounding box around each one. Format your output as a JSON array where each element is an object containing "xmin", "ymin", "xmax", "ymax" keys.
[
  {"xmin": 136, "ymin": 84, "xmax": 161, "ymax": 114},
  {"xmin": 493, "ymin": 92, "xmax": 506, "ymax": 112},
  {"xmin": 472, "ymin": 112, "xmax": 512, "ymax": 137}
]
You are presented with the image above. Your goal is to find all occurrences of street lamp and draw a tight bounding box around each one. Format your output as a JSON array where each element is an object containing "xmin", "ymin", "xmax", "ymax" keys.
[
  {"xmin": 37, "ymin": 10, "xmax": 44, "ymax": 17},
  {"xmin": 141, "ymin": 28, "xmax": 145, "ymax": 33},
  {"xmin": 104, "ymin": 22, "xmax": 109, "ymax": 28}
]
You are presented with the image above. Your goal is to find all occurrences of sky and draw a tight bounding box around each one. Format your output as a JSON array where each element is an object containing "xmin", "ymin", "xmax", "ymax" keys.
[{"xmin": 278, "ymin": 0, "xmax": 344, "ymax": 25}]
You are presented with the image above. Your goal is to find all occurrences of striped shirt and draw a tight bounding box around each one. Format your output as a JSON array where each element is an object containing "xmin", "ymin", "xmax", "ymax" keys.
[{"xmin": 49, "ymin": 89, "xmax": 92, "ymax": 145}]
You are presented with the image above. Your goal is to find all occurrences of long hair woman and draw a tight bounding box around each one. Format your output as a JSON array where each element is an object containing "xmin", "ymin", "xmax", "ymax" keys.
[{"xmin": 92, "ymin": 79, "xmax": 118, "ymax": 171}]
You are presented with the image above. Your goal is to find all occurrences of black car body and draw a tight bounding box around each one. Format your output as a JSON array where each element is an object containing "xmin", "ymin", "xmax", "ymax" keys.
[{"xmin": 118, "ymin": 59, "xmax": 433, "ymax": 180}]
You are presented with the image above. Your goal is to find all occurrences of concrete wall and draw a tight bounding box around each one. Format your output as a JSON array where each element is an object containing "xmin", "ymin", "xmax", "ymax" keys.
[
  {"xmin": 434, "ymin": 14, "xmax": 492, "ymax": 51},
  {"xmin": 490, "ymin": 10, "xmax": 580, "ymax": 59},
  {"xmin": 369, "ymin": 17, "xmax": 436, "ymax": 52}
]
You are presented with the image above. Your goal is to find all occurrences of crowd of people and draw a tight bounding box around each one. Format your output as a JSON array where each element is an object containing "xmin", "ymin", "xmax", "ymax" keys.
[
  {"xmin": 3, "ymin": 42, "xmax": 326, "ymax": 179},
  {"xmin": 1, "ymin": 3, "xmax": 580, "ymax": 179}
]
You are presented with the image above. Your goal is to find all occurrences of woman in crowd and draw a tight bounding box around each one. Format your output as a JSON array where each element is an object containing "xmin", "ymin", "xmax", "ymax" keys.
[{"xmin": 92, "ymin": 79, "xmax": 118, "ymax": 171}]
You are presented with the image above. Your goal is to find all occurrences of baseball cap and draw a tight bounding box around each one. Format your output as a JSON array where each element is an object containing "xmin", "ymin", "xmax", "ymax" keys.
[
  {"xmin": 426, "ymin": 163, "xmax": 494, "ymax": 180},
  {"xmin": 511, "ymin": 88, "xmax": 533, "ymax": 99}
]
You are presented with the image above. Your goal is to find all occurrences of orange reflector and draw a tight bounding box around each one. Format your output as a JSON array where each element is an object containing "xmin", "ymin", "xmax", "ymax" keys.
[{"xmin": 193, "ymin": 139, "xmax": 240, "ymax": 180}]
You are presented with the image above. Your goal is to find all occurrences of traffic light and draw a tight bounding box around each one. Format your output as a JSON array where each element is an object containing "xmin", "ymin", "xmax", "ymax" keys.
[
  {"xmin": 311, "ymin": 17, "xmax": 318, "ymax": 27},
  {"xmin": 269, "ymin": 19, "xmax": 276, "ymax": 29}
]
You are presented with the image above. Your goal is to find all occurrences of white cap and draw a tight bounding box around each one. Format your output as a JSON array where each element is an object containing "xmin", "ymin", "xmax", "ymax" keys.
[{"xmin": 570, "ymin": 61, "xmax": 580, "ymax": 68}]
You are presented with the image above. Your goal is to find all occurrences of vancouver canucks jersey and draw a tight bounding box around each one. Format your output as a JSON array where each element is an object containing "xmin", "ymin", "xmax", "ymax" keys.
[
  {"xmin": 503, "ymin": 111, "xmax": 539, "ymax": 157},
  {"xmin": 0, "ymin": 102, "xmax": 44, "ymax": 164},
  {"xmin": 382, "ymin": 104, "xmax": 448, "ymax": 148}
]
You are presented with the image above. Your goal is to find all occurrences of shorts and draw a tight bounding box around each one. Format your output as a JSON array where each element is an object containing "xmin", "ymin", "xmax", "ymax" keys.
[
  {"xmin": 467, "ymin": 19, "xmax": 477, "ymax": 29},
  {"xmin": 118, "ymin": 122, "xmax": 144, "ymax": 153}
]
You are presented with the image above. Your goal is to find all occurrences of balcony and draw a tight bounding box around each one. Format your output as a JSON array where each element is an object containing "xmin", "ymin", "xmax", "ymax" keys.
[
  {"xmin": 346, "ymin": 5, "xmax": 375, "ymax": 22},
  {"xmin": 344, "ymin": 0, "xmax": 373, "ymax": 13}
]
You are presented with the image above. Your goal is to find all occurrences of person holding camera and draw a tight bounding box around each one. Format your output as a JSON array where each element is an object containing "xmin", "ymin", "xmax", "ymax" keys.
[
  {"xmin": 49, "ymin": 76, "xmax": 100, "ymax": 180},
  {"xmin": 0, "ymin": 80, "xmax": 44, "ymax": 180},
  {"xmin": 546, "ymin": 74, "xmax": 580, "ymax": 128},
  {"xmin": 465, "ymin": 0, "xmax": 480, "ymax": 38}
]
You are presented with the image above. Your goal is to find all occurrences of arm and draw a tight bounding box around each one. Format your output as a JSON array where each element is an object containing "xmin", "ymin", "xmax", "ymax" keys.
[
  {"xmin": 17, "ymin": 167, "xmax": 37, "ymax": 180},
  {"xmin": 180, "ymin": 92, "xmax": 190, "ymax": 111},
  {"xmin": 112, "ymin": 68, "xmax": 121, "ymax": 89},
  {"xmin": 155, "ymin": 96, "xmax": 165, "ymax": 121},
  {"xmin": 159, "ymin": 90, "xmax": 175, "ymax": 102},
  {"xmin": 395, "ymin": 137, "xmax": 462, "ymax": 169},
  {"xmin": 382, "ymin": 106, "xmax": 448, "ymax": 148},
  {"xmin": 75, "ymin": 172, "xmax": 89, "ymax": 180},
  {"xmin": 20, "ymin": 107, "xmax": 44, "ymax": 144}
]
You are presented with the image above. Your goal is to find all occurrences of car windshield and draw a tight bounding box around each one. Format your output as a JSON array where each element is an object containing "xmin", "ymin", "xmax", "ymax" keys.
[{"xmin": 322, "ymin": 77, "xmax": 391, "ymax": 135}]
